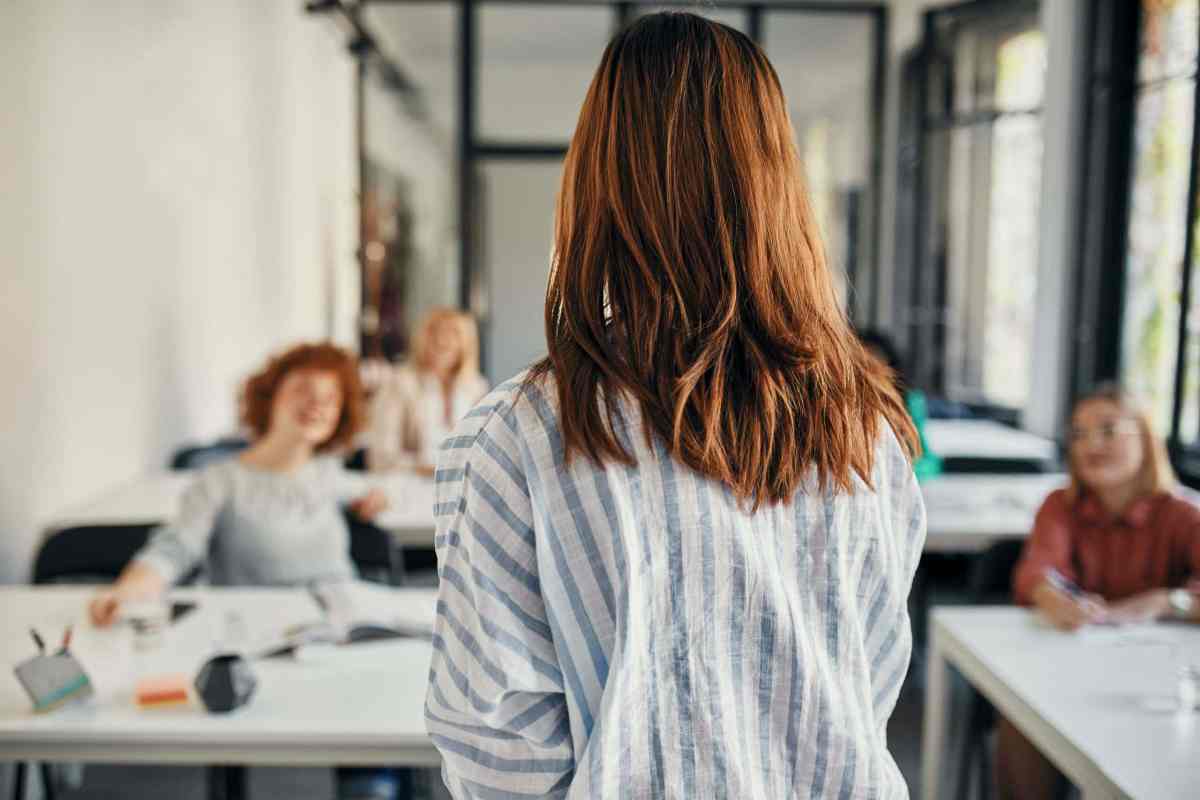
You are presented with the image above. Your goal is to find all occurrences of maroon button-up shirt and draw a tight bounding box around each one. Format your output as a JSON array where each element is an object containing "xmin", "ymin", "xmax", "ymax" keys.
[{"xmin": 1013, "ymin": 489, "xmax": 1200, "ymax": 605}]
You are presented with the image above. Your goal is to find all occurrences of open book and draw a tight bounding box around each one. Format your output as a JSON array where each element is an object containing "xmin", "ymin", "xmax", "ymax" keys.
[{"xmin": 255, "ymin": 581, "xmax": 437, "ymax": 658}]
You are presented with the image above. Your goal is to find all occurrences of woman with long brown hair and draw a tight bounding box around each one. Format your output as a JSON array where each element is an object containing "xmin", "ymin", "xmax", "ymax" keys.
[{"xmin": 426, "ymin": 13, "xmax": 925, "ymax": 797}]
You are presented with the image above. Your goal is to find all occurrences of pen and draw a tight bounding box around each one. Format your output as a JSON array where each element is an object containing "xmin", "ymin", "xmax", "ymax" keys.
[
  {"xmin": 1045, "ymin": 569, "xmax": 1085, "ymax": 600},
  {"xmin": 58, "ymin": 626, "xmax": 73, "ymax": 655},
  {"xmin": 308, "ymin": 583, "xmax": 329, "ymax": 614},
  {"xmin": 30, "ymin": 628, "xmax": 45, "ymax": 654}
]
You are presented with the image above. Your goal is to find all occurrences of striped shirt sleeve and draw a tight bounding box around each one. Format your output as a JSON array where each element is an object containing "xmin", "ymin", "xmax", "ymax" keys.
[{"xmin": 425, "ymin": 393, "xmax": 575, "ymax": 799}]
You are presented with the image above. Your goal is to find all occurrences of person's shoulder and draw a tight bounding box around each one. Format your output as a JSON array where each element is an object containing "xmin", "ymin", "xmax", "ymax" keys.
[
  {"xmin": 440, "ymin": 369, "xmax": 550, "ymax": 464},
  {"xmin": 874, "ymin": 417, "xmax": 917, "ymax": 481},
  {"xmin": 310, "ymin": 455, "xmax": 349, "ymax": 477},
  {"xmin": 182, "ymin": 459, "xmax": 240, "ymax": 500},
  {"xmin": 462, "ymin": 371, "xmax": 491, "ymax": 397},
  {"xmin": 1161, "ymin": 489, "xmax": 1200, "ymax": 525},
  {"xmin": 387, "ymin": 362, "xmax": 422, "ymax": 392},
  {"xmin": 1032, "ymin": 487, "xmax": 1072, "ymax": 527}
]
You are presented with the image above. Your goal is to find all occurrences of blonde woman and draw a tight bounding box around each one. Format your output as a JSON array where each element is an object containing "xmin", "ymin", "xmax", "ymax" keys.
[
  {"xmin": 367, "ymin": 308, "xmax": 488, "ymax": 476},
  {"xmin": 1000, "ymin": 384, "xmax": 1200, "ymax": 799}
]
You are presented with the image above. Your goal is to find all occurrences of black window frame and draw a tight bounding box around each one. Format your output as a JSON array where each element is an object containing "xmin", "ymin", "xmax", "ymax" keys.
[
  {"xmin": 1072, "ymin": 0, "xmax": 1200, "ymax": 484},
  {"xmin": 902, "ymin": 0, "xmax": 1044, "ymax": 417},
  {"xmin": 355, "ymin": 0, "xmax": 891, "ymax": 338}
]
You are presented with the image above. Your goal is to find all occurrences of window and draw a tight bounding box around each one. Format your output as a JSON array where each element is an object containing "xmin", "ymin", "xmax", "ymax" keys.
[
  {"xmin": 1119, "ymin": 0, "xmax": 1200, "ymax": 444},
  {"xmin": 764, "ymin": 12, "xmax": 877, "ymax": 317},
  {"xmin": 904, "ymin": 2, "xmax": 1045, "ymax": 417}
]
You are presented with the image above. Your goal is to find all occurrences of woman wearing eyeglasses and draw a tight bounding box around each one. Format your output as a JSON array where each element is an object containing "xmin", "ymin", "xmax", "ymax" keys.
[{"xmin": 999, "ymin": 384, "xmax": 1200, "ymax": 799}]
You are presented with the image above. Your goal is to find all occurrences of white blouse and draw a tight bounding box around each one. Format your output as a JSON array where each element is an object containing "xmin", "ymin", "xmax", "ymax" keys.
[{"xmin": 367, "ymin": 363, "xmax": 489, "ymax": 471}]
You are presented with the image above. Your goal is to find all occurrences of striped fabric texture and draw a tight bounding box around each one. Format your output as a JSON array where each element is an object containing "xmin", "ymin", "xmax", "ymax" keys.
[{"xmin": 426, "ymin": 373, "xmax": 926, "ymax": 799}]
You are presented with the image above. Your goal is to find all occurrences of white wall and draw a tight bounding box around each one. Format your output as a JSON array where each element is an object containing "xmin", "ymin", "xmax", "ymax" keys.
[
  {"xmin": 480, "ymin": 161, "xmax": 563, "ymax": 384},
  {"xmin": 0, "ymin": 1, "xmax": 358, "ymax": 582}
]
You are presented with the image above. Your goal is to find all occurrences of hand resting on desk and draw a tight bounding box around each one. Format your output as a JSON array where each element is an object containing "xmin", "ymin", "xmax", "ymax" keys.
[
  {"xmin": 88, "ymin": 560, "xmax": 167, "ymax": 627},
  {"xmin": 1031, "ymin": 579, "xmax": 1108, "ymax": 631}
]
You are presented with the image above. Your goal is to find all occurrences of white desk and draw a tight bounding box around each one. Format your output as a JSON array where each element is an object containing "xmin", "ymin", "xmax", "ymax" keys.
[
  {"xmin": 921, "ymin": 473, "xmax": 1066, "ymax": 552},
  {"xmin": 0, "ymin": 586, "xmax": 439, "ymax": 769},
  {"xmin": 922, "ymin": 607, "xmax": 1200, "ymax": 800},
  {"xmin": 51, "ymin": 467, "xmax": 1064, "ymax": 557},
  {"xmin": 46, "ymin": 471, "xmax": 438, "ymax": 548},
  {"xmin": 925, "ymin": 419, "xmax": 1058, "ymax": 465}
]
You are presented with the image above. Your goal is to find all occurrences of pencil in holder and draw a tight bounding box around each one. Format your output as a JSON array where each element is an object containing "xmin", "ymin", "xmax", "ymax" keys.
[{"xmin": 13, "ymin": 653, "xmax": 95, "ymax": 713}]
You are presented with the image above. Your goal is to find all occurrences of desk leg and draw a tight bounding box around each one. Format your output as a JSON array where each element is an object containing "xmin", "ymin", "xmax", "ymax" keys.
[
  {"xmin": 38, "ymin": 765, "xmax": 54, "ymax": 800},
  {"xmin": 207, "ymin": 766, "xmax": 246, "ymax": 800},
  {"xmin": 921, "ymin": 626, "xmax": 949, "ymax": 800},
  {"xmin": 10, "ymin": 763, "xmax": 26, "ymax": 800}
]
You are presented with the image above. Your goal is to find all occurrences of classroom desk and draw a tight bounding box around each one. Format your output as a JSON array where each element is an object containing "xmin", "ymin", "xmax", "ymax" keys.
[
  {"xmin": 925, "ymin": 419, "xmax": 1059, "ymax": 466},
  {"xmin": 920, "ymin": 473, "xmax": 1066, "ymax": 553},
  {"xmin": 44, "ymin": 471, "xmax": 438, "ymax": 548},
  {"xmin": 922, "ymin": 607, "xmax": 1200, "ymax": 800},
  {"xmin": 50, "ymin": 467, "xmax": 1067, "ymax": 557},
  {"xmin": 0, "ymin": 586, "xmax": 440, "ymax": 799}
]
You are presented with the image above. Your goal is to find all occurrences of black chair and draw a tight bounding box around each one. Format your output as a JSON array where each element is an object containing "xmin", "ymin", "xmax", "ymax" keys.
[
  {"xmin": 32, "ymin": 524, "xmax": 157, "ymax": 585},
  {"xmin": 954, "ymin": 539, "xmax": 1026, "ymax": 800},
  {"xmin": 344, "ymin": 512, "xmax": 402, "ymax": 586},
  {"xmin": 26, "ymin": 525, "xmax": 162, "ymax": 800},
  {"xmin": 344, "ymin": 448, "xmax": 369, "ymax": 472},
  {"xmin": 169, "ymin": 438, "xmax": 249, "ymax": 470},
  {"xmin": 941, "ymin": 456, "xmax": 1056, "ymax": 475}
]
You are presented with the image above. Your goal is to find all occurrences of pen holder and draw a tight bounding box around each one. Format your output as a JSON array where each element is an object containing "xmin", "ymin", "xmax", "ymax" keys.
[
  {"xmin": 194, "ymin": 653, "xmax": 257, "ymax": 713},
  {"xmin": 13, "ymin": 653, "xmax": 95, "ymax": 713}
]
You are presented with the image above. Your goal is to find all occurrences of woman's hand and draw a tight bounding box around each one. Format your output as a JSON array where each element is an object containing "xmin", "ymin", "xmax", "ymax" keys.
[
  {"xmin": 350, "ymin": 488, "xmax": 390, "ymax": 521},
  {"xmin": 1106, "ymin": 589, "xmax": 1172, "ymax": 625},
  {"xmin": 88, "ymin": 562, "xmax": 168, "ymax": 627},
  {"xmin": 89, "ymin": 591, "xmax": 123, "ymax": 627},
  {"xmin": 1032, "ymin": 580, "xmax": 1108, "ymax": 631}
]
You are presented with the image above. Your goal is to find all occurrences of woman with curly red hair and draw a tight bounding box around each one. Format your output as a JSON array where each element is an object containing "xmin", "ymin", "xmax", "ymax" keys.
[{"xmin": 90, "ymin": 342, "xmax": 388, "ymax": 625}]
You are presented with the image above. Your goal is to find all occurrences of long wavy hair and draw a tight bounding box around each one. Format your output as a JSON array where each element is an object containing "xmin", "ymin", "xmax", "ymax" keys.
[{"xmin": 531, "ymin": 12, "xmax": 917, "ymax": 507}]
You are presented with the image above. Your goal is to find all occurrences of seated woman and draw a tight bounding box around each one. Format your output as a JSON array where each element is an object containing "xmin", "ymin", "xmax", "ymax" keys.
[
  {"xmin": 858, "ymin": 328, "xmax": 943, "ymax": 479},
  {"xmin": 366, "ymin": 308, "xmax": 488, "ymax": 476},
  {"xmin": 89, "ymin": 342, "xmax": 396, "ymax": 800},
  {"xmin": 999, "ymin": 384, "xmax": 1200, "ymax": 799}
]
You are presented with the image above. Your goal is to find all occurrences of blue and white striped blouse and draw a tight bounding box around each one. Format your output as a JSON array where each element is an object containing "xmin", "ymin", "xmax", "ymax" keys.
[{"xmin": 426, "ymin": 373, "xmax": 926, "ymax": 799}]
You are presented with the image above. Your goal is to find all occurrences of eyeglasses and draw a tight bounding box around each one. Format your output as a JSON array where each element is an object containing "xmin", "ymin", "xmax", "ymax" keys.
[{"xmin": 1067, "ymin": 419, "xmax": 1140, "ymax": 447}]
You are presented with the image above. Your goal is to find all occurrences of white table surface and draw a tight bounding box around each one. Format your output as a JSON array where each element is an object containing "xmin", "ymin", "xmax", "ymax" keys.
[
  {"xmin": 922, "ymin": 606, "xmax": 1200, "ymax": 800},
  {"xmin": 925, "ymin": 419, "xmax": 1058, "ymax": 463},
  {"xmin": 46, "ymin": 470, "xmax": 437, "ymax": 548},
  {"xmin": 50, "ymin": 467, "xmax": 1065, "ymax": 557},
  {"xmin": 0, "ymin": 585, "xmax": 440, "ymax": 766},
  {"xmin": 920, "ymin": 473, "xmax": 1066, "ymax": 552}
]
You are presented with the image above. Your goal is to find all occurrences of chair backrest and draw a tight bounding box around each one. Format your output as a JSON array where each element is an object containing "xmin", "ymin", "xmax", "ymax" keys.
[
  {"xmin": 344, "ymin": 512, "xmax": 396, "ymax": 585},
  {"xmin": 170, "ymin": 438, "xmax": 250, "ymax": 470},
  {"xmin": 33, "ymin": 524, "xmax": 156, "ymax": 585},
  {"xmin": 966, "ymin": 539, "xmax": 1026, "ymax": 604},
  {"xmin": 344, "ymin": 447, "xmax": 369, "ymax": 472},
  {"xmin": 941, "ymin": 456, "xmax": 1055, "ymax": 475}
]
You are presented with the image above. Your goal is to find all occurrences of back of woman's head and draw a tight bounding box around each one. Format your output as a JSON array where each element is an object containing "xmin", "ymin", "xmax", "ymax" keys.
[{"xmin": 535, "ymin": 12, "xmax": 917, "ymax": 507}]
